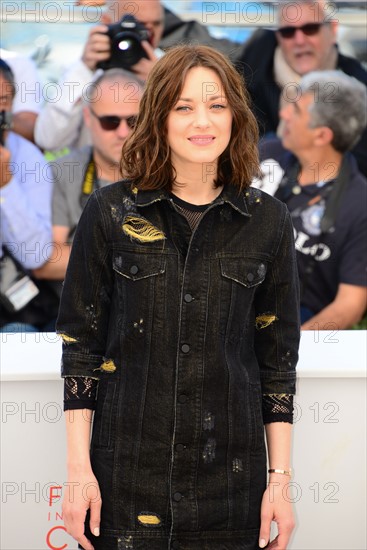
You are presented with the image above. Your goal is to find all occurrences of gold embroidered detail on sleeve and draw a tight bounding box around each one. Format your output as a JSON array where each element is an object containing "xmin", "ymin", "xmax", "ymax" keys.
[
  {"xmin": 100, "ymin": 359, "xmax": 117, "ymax": 373},
  {"xmin": 255, "ymin": 313, "xmax": 278, "ymax": 329},
  {"xmin": 59, "ymin": 333, "xmax": 78, "ymax": 344}
]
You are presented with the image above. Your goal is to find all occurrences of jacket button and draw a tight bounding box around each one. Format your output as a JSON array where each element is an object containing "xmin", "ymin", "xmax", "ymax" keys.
[
  {"xmin": 130, "ymin": 265, "xmax": 139, "ymax": 275},
  {"xmin": 171, "ymin": 541, "xmax": 180, "ymax": 549},
  {"xmin": 247, "ymin": 272, "xmax": 254, "ymax": 282},
  {"xmin": 184, "ymin": 293, "xmax": 193, "ymax": 303},
  {"xmin": 181, "ymin": 344, "xmax": 190, "ymax": 353},
  {"xmin": 178, "ymin": 394, "xmax": 187, "ymax": 404},
  {"xmin": 173, "ymin": 492, "xmax": 183, "ymax": 502},
  {"xmin": 175, "ymin": 443, "xmax": 185, "ymax": 452}
]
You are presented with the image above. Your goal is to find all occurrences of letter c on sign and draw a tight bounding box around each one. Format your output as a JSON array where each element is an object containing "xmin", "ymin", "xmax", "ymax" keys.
[{"xmin": 46, "ymin": 525, "xmax": 68, "ymax": 550}]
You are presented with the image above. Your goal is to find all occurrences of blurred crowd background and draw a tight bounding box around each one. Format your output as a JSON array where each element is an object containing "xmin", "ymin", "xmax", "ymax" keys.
[
  {"xmin": 2, "ymin": 1, "xmax": 366, "ymax": 85},
  {"xmin": 1, "ymin": 1, "xmax": 366, "ymax": 333}
]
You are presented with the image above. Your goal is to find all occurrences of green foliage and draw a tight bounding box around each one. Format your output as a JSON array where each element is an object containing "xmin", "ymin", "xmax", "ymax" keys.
[{"xmin": 352, "ymin": 311, "xmax": 367, "ymax": 330}]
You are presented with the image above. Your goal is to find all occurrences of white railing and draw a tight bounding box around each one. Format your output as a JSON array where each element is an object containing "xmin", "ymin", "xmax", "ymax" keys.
[{"xmin": 1, "ymin": 330, "xmax": 366, "ymax": 549}]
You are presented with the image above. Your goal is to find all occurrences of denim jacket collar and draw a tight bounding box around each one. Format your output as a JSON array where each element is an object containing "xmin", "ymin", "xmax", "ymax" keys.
[{"xmin": 133, "ymin": 184, "xmax": 251, "ymax": 218}]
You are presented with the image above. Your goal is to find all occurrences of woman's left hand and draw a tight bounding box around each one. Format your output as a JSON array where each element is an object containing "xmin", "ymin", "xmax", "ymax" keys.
[{"xmin": 258, "ymin": 475, "xmax": 295, "ymax": 549}]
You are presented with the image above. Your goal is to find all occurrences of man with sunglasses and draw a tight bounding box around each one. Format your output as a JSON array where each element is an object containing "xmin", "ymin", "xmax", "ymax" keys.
[
  {"xmin": 237, "ymin": 0, "xmax": 367, "ymax": 176},
  {"xmin": 33, "ymin": 69, "xmax": 143, "ymax": 282}
]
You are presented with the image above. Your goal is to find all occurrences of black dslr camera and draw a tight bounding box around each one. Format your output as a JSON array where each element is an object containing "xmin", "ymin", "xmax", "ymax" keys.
[
  {"xmin": 98, "ymin": 14, "xmax": 150, "ymax": 70},
  {"xmin": 0, "ymin": 110, "xmax": 12, "ymax": 146}
]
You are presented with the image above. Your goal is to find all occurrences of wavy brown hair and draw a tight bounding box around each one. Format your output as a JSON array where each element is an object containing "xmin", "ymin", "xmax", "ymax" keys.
[{"xmin": 120, "ymin": 45, "xmax": 260, "ymax": 191}]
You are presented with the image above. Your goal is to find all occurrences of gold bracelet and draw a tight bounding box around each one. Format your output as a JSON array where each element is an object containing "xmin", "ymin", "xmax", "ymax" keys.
[{"xmin": 268, "ymin": 468, "xmax": 292, "ymax": 477}]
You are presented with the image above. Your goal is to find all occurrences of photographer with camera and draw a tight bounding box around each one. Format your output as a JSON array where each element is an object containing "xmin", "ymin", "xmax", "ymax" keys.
[
  {"xmin": 35, "ymin": 0, "xmax": 164, "ymax": 153},
  {"xmin": 0, "ymin": 60, "xmax": 58, "ymax": 333},
  {"xmin": 82, "ymin": 0, "xmax": 164, "ymax": 77}
]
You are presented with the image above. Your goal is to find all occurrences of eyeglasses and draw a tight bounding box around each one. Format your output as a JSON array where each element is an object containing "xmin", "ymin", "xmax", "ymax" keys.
[
  {"xmin": 89, "ymin": 108, "xmax": 137, "ymax": 131},
  {"xmin": 277, "ymin": 21, "xmax": 329, "ymax": 39}
]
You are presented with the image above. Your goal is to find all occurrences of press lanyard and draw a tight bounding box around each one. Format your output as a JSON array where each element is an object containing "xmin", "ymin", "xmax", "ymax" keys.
[
  {"xmin": 287, "ymin": 181, "xmax": 334, "ymax": 220},
  {"xmin": 80, "ymin": 153, "xmax": 99, "ymax": 208}
]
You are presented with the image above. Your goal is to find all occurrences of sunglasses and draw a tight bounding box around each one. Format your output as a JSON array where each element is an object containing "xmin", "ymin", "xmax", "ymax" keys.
[
  {"xmin": 89, "ymin": 108, "xmax": 137, "ymax": 131},
  {"xmin": 278, "ymin": 21, "xmax": 329, "ymax": 39}
]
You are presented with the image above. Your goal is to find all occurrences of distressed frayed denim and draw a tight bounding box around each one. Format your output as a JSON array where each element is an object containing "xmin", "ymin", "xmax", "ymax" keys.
[
  {"xmin": 58, "ymin": 182, "xmax": 300, "ymax": 549},
  {"xmin": 82, "ymin": 526, "xmax": 263, "ymax": 549}
]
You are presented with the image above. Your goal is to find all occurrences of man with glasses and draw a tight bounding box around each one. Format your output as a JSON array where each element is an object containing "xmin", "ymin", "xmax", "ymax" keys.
[
  {"xmin": 33, "ymin": 69, "xmax": 143, "ymax": 281},
  {"xmin": 237, "ymin": 0, "xmax": 367, "ymax": 176}
]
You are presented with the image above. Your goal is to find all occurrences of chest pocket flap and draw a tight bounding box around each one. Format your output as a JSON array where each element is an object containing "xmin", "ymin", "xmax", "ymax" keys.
[
  {"xmin": 113, "ymin": 252, "xmax": 166, "ymax": 281},
  {"xmin": 220, "ymin": 258, "xmax": 267, "ymax": 288}
]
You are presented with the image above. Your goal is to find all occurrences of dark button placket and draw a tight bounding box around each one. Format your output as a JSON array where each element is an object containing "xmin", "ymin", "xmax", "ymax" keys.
[{"xmin": 170, "ymin": 207, "xmax": 216, "ymax": 532}]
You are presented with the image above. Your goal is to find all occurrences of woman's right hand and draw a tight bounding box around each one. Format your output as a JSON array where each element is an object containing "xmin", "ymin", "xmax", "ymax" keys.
[{"xmin": 62, "ymin": 470, "xmax": 102, "ymax": 550}]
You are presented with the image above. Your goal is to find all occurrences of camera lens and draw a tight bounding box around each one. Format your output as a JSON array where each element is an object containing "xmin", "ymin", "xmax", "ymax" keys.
[
  {"xmin": 110, "ymin": 31, "xmax": 146, "ymax": 68},
  {"xmin": 97, "ymin": 14, "xmax": 149, "ymax": 70},
  {"xmin": 118, "ymin": 40, "xmax": 132, "ymax": 51}
]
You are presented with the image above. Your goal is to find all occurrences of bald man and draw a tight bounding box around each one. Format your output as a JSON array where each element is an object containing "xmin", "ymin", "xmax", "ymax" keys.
[{"xmin": 33, "ymin": 68, "xmax": 143, "ymax": 281}]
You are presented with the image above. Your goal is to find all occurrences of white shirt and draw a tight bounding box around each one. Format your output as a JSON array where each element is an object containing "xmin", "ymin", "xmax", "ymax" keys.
[{"xmin": 0, "ymin": 132, "xmax": 53, "ymax": 269}]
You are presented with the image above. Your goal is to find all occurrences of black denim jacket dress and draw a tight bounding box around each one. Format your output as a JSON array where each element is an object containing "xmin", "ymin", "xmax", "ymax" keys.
[{"xmin": 57, "ymin": 182, "xmax": 300, "ymax": 550}]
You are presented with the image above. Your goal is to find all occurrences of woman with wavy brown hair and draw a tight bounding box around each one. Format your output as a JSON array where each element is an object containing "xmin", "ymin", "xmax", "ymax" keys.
[
  {"xmin": 58, "ymin": 45, "xmax": 300, "ymax": 550},
  {"xmin": 120, "ymin": 45, "xmax": 259, "ymax": 191}
]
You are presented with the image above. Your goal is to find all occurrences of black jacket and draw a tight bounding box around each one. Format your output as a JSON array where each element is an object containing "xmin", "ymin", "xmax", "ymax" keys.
[{"xmin": 57, "ymin": 182, "xmax": 299, "ymax": 548}]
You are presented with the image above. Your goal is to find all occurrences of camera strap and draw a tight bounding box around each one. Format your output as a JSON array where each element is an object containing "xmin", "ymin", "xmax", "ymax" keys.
[{"xmin": 80, "ymin": 152, "xmax": 99, "ymax": 209}]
